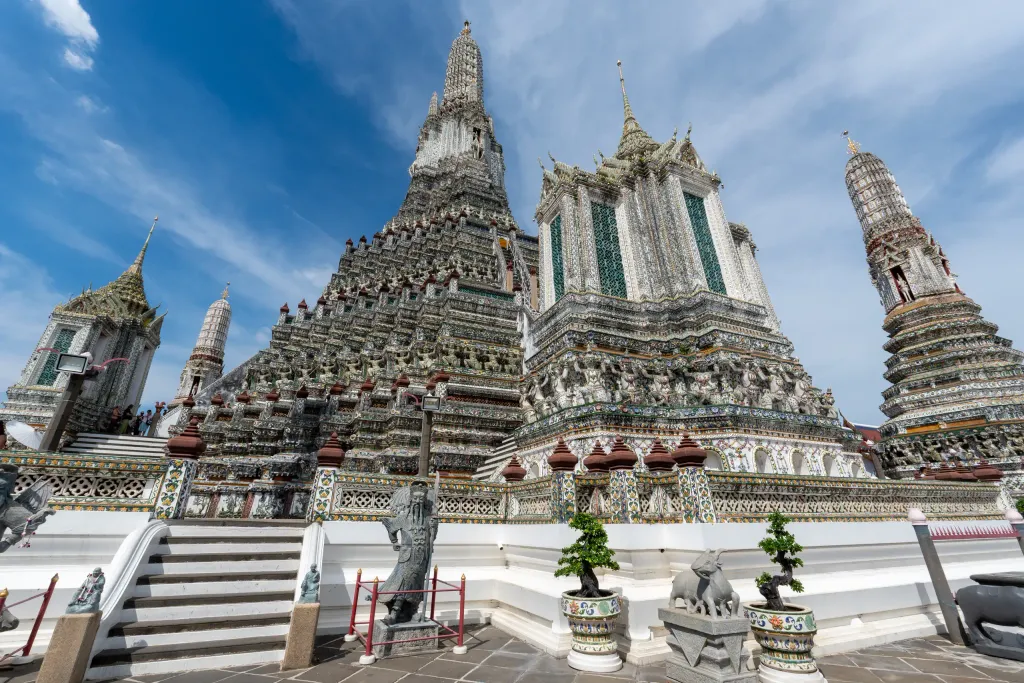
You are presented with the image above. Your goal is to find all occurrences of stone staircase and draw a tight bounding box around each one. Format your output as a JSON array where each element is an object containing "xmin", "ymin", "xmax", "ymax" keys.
[
  {"xmin": 472, "ymin": 435, "xmax": 518, "ymax": 481},
  {"xmin": 64, "ymin": 433, "xmax": 167, "ymax": 458},
  {"xmin": 87, "ymin": 520, "xmax": 305, "ymax": 679}
]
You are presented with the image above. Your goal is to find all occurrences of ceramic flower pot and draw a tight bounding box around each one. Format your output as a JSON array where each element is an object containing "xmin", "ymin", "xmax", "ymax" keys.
[
  {"xmin": 560, "ymin": 590, "xmax": 622, "ymax": 673},
  {"xmin": 744, "ymin": 602, "xmax": 825, "ymax": 681}
]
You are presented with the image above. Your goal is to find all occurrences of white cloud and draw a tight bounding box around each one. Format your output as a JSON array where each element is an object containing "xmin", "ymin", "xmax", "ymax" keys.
[
  {"xmin": 74, "ymin": 94, "xmax": 104, "ymax": 113},
  {"xmin": 35, "ymin": 0, "xmax": 100, "ymax": 70},
  {"xmin": 37, "ymin": 0, "xmax": 99, "ymax": 47},
  {"xmin": 986, "ymin": 136, "xmax": 1024, "ymax": 184},
  {"xmin": 63, "ymin": 48, "xmax": 93, "ymax": 71}
]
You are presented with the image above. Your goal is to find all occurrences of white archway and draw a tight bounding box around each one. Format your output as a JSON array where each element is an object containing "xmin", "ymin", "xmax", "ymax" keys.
[
  {"xmin": 755, "ymin": 449, "xmax": 771, "ymax": 474},
  {"xmin": 850, "ymin": 459, "xmax": 864, "ymax": 478},
  {"xmin": 704, "ymin": 449, "xmax": 724, "ymax": 471},
  {"xmin": 791, "ymin": 450, "xmax": 809, "ymax": 475},
  {"xmin": 823, "ymin": 454, "xmax": 839, "ymax": 477}
]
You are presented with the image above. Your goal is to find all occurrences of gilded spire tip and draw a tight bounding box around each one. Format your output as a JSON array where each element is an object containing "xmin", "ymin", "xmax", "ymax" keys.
[
  {"xmin": 843, "ymin": 130, "xmax": 861, "ymax": 155},
  {"xmin": 222, "ymin": 282, "xmax": 230, "ymax": 299},
  {"xmin": 462, "ymin": 20, "xmax": 471, "ymax": 35}
]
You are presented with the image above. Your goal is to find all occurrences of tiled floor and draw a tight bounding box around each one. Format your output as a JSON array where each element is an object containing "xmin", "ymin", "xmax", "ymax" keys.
[
  {"xmin": 3, "ymin": 629, "xmax": 1024, "ymax": 683},
  {"xmin": 817, "ymin": 635, "xmax": 1024, "ymax": 683}
]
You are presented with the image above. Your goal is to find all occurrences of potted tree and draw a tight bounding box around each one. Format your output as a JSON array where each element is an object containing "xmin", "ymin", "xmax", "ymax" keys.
[
  {"xmin": 556, "ymin": 512, "xmax": 623, "ymax": 672},
  {"xmin": 744, "ymin": 512, "xmax": 824, "ymax": 682}
]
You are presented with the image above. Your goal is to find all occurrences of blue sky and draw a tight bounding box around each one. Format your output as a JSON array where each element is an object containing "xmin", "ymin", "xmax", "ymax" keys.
[{"xmin": 2, "ymin": 1, "xmax": 1024, "ymax": 425}]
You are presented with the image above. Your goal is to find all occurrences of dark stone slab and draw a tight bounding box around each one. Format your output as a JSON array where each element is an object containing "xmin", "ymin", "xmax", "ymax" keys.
[
  {"xmin": 371, "ymin": 620, "xmax": 439, "ymax": 659},
  {"xmin": 971, "ymin": 573, "xmax": 1024, "ymax": 587}
]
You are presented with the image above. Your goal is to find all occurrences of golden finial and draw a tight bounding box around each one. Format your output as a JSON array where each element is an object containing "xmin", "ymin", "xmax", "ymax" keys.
[
  {"xmin": 843, "ymin": 130, "xmax": 861, "ymax": 155},
  {"xmin": 222, "ymin": 282, "xmax": 230, "ymax": 299},
  {"xmin": 461, "ymin": 20, "xmax": 471, "ymax": 35},
  {"xmin": 0, "ymin": 587, "xmax": 8, "ymax": 599}
]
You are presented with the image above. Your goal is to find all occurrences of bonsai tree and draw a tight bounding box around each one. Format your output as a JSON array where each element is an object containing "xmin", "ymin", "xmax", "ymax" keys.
[
  {"xmin": 1016, "ymin": 498, "xmax": 1024, "ymax": 516},
  {"xmin": 555, "ymin": 513, "xmax": 620, "ymax": 598},
  {"xmin": 754, "ymin": 511, "xmax": 805, "ymax": 611}
]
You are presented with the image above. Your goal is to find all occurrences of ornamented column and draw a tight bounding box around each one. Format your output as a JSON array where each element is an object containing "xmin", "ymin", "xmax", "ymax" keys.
[
  {"xmin": 308, "ymin": 432, "xmax": 345, "ymax": 523},
  {"xmin": 547, "ymin": 439, "xmax": 578, "ymax": 523},
  {"xmin": 606, "ymin": 436, "xmax": 640, "ymax": 524},
  {"xmin": 154, "ymin": 416, "xmax": 205, "ymax": 520},
  {"xmin": 672, "ymin": 433, "xmax": 716, "ymax": 523}
]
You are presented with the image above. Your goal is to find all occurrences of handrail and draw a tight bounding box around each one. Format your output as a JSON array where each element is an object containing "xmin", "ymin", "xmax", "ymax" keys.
[{"xmin": 0, "ymin": 574, "xmax": 58, "ymax": 662}]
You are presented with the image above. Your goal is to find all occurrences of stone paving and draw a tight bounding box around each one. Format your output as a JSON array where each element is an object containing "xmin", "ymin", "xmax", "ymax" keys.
[{"xmin": 3, "ymin": 628, "xmax": 1024, "ymax": 683}]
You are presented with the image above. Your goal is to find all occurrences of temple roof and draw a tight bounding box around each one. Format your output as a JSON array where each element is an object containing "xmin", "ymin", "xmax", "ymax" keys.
[
  {"xmin": 614, "ymin": 61, "xmax": 659, "ymax": 160},
  {"xmin": 57, "ymin": 218, "xmax": 159, "ymax": 321}
]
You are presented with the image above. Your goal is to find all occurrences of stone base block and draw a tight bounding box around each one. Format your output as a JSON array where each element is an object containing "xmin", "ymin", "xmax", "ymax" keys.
[
  {"xmin": 659, "ymin": 607, "xmax": 757, "ymax": 683},
  {"xmin": 281, "ymin": 603, "xmax": 320, "ymax": 670},
  {"xmin": 757, "ymin": 666, "xmax": 827, "ymax": 683},
  {"xmin": 568, "ymin": 650, "xmax": 623, "ymax": 673},
  {"xmin": 36, "ymin": 612, "xmax": 101, "ymax": 683},
  {"xmin": 372, "ymin": 619, "xmax": 439, "ymax": 659}
]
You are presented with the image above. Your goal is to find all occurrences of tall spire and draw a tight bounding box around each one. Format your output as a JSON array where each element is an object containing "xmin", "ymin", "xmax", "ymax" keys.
[
  {"xmin": 842, "ymin": 130, "xmax": 861, "ymax": 155},
  {"xmin": 128, "ymin": 216, "xmax": 158, "ymax": 275},
  {"xmin": 442, "ymin": 20, "xmax": 484, "ymax": 107},
  {"xmin": 614, "ymin": 60, "xmax": 658, "ymax": 160}
]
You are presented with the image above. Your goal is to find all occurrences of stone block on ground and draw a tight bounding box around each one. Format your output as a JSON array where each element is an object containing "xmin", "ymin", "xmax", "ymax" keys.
[
  {"xmin": 659, "ymin": 607, "xmax": 757, "ymax": 683},
  {"xmin": 36, "ymin": 612, "xmax": 101, "ymax": 683},
  {"xmin": 281, "ymin": 602, "xmax": 321, "ymax": 670},
  {"xmin": 372, "ymin": 619, "xmax": 440, "ymax": 658}
]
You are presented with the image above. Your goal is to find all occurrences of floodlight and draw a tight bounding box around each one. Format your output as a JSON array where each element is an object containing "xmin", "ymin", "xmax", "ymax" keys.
[
  {"xmin": 56, "ymin": 353, "xmax": 89, "ymax": 375},
  {"xmin": 422, "ymin": 395, "xmax": 441, "ymax": 412}
]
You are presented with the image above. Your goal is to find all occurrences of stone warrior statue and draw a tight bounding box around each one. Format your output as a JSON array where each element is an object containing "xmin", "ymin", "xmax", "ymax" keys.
[
  {"xmin": 0, "ymin": 464, "xmax": 55, "ymax": 554},
  {"xmin": 298, "ymin": 564, "xmax": 321, "ymax": 604},
  {"xmin": 67, "ymin": 567, "xmax": 105, "ymax": 614},
  {"xmin": 377, "ymin": 482, "xmax": 438, "ymax": 625}
]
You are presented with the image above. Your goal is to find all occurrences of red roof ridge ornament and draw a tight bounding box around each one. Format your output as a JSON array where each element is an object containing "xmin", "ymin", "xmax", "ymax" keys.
[
  {"xmin": 671, "ymin": 432, "xmax": 707, "ymax": 468},
  {"xmin": 295, "ymin": 385, "xmax": 309, "ymax": 400},
  {"xmin": 644, "ymin": 437, "xmax": 675, "ymax": 472},
  {"xmin": 166, "ymin": 416, "xmax": 206, "ymax": 460},
  {"xmin": 236, "ymin": 391, "xmax": 251, "ymax": 405},
  {"xmin": 606, "ymin": 435, "xmax": 638, "ymax": 471},
  {"xmin": 280, "ymin": 303, "xmax": 290, "ymax": 313},
  {"xmin": 501, "ymin": 456, "xmax": 527, "ymax": 482},
  {"xmin": 210, "ymin": 393, "xmax": 224, "ymax": 407},
  {"xmin": 297, "ymin": 299, "xmax": 308, "ymax": 309},
  {"xmin": 329, "ymin": 381, "xmax": 345, "ymax": 396},
  {"xmin": 265, "ymin": 388, "xmax": 280, "ymax": 403},
  {"xmin": 584, "ymin": 441, "xmax": 610, "ymax": 473},
  {"xmin": 317, "ymin": 432, "xmax": 346, "ymax": 468},
  {"xmin": 359, "ymin": 379, "xmax": 375, "ymax": 393},
  {"xmin": 547, "ymin": 438, "xmax": 578, "ymax": 472}
]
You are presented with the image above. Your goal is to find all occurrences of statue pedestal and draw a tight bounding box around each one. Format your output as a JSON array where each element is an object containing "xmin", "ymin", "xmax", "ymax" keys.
[
  {"xmin": 36, "ymin": 612, "xmax": 101, "ymax": 683},
  {"xmin": 281, "ymin": 603, "xmax": 320, "ymax": 671},
  {"xmin": 659, "ymin": 608, "xmax": 757, "ymax": 683},
  {"xmin": 372, "ymin": 619, "xmax": 439, "ymax": 659}
]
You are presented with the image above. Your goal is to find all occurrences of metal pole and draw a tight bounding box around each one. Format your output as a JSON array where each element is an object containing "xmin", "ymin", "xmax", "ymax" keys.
[
  {"xmin": 909, "ymin": 510, "xmax": 965, "ymax": 645},
  {"xmin": 23, "ymin": 574, "xmax": 58, "ymax": 656},
  {"xmin": 418, "ymin": 409, "xmax": 433, "ymax": 476},
  {"xmin": 345, "ymin": 569, "xmax": 362, "ymax": 642},
  {"xmin": 457, "ymin": 574, "xmax": 466, "ymax": 649},
  {"xmin": 39, "ymin": 373, "xmax": 86, "ymax": 453},
  {"xmin": 361, "ymin": 578, "xmax": 379, "ymax": 664},
  {"xmin": 430, "ymin": 565, "xmax": 438, "ymax": 622}
]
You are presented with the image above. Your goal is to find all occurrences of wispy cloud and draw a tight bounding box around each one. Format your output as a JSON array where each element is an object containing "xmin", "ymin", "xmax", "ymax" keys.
[
  {"xmin": 986, "ymin": 136, "xmax": 1024, "ymax": 184},
  {"xmin": 36, "ymin": 0, "xmax": 99, "ymax": 71}
]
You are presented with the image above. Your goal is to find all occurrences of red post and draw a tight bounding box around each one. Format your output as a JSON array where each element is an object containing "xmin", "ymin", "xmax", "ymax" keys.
[
  {"xmin": 23, "ymin": 574, "xmax": 58, "ymax": 656},
  {"xmin": 429, "ymin": 565, "xmax": 439, "ymax": 621},
  {"xmin": 365, "ymin": 578, "xmax": 379, "ymax": 659},
  {"xmin": 457, "ymin": 573, "xmax": 466, "ymax": 648},
  {"xmin": 347, "ymin": 569, "xmax": 362, "ymax": 638}
]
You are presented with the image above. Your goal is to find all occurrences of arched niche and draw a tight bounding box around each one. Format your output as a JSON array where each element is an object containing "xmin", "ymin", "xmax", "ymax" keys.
[
  {"xmin": 791, "ymin": 450, "xmax": 810, "ymax": 475},
  {"xmin": 754, "ymin": 448, "xmax": 771, "ymax": 474},
  {"xmin": 528, "ymin": 461, "xmax": 541, "ymax": 479},
  {"xmin": 850, "ymin": 459, "xmax": 864, "ymax": 479},
  {"xmin": 822, "ymin": 453, "xmax": 839, "ymax": 477},
  {"xmin": 704, "ymin": 448, "xmax": 724, "ymax": 471}
]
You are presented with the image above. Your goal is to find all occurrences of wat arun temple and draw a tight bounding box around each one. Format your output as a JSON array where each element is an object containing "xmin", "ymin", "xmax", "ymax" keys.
[{"xmin": 5, "ymin": 21, "xmax": 1024, "ymax": 491}]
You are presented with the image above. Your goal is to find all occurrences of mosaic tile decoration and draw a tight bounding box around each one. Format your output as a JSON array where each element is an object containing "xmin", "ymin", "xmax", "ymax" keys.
[
  {"xmin": 36, "ymin": 328, "xmax": 75, "ymax": 386},
  {"xmin": 684, "ymin": 193, "xmax": 727, "ymax": 295},
  {"xmin": 590, "ymin": 202, "xmax": 627, "ymax": 298},
  {"xmin": 550, "ymin": 214, "xmax": 566, "ymax": 301}
]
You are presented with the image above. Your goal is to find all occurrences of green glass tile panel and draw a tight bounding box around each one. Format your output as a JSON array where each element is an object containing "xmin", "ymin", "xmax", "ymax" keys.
[
  {"xmin": 37, "ymin": 328, "xmax": 76, "ymax": 386},
  {"xmin": 590, "ymin": 202, "xmax": 627, "ymax": 297},
  {"xmin": 461, "ymin": 286, "xmax": 514, "ymax": 301},
  {"xmin": 684, "ymin": 193, "xmax": 727, "ymax": 295},
  {"xmin": 550, "ymin": 215, "xmax": 565, "ymax": 301}
]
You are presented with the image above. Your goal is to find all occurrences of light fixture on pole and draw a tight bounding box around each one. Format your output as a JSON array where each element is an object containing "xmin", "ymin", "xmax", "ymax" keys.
[{"xmin": 38, "ymin": 353, "xmax": 97, "ymax": 453}]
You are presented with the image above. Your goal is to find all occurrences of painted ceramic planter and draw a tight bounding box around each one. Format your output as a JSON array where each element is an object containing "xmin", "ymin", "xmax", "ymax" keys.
[
  {"xmin": 561, "ymin": 590, "xmax": 622, "ymax": 672},
  {"xmin": 744, "ymin": 602, "xmax": 820, "ymax": 675}
]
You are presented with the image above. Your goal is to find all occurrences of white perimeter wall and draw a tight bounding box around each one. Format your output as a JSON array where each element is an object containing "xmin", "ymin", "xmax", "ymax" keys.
[
  {"xmin": 320, "ymin": 521, "xmax": 1024, "ymax": 662},
  {"xmin": 0, "ymin": 511, "xmax": 151, "ymax": 655}
]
